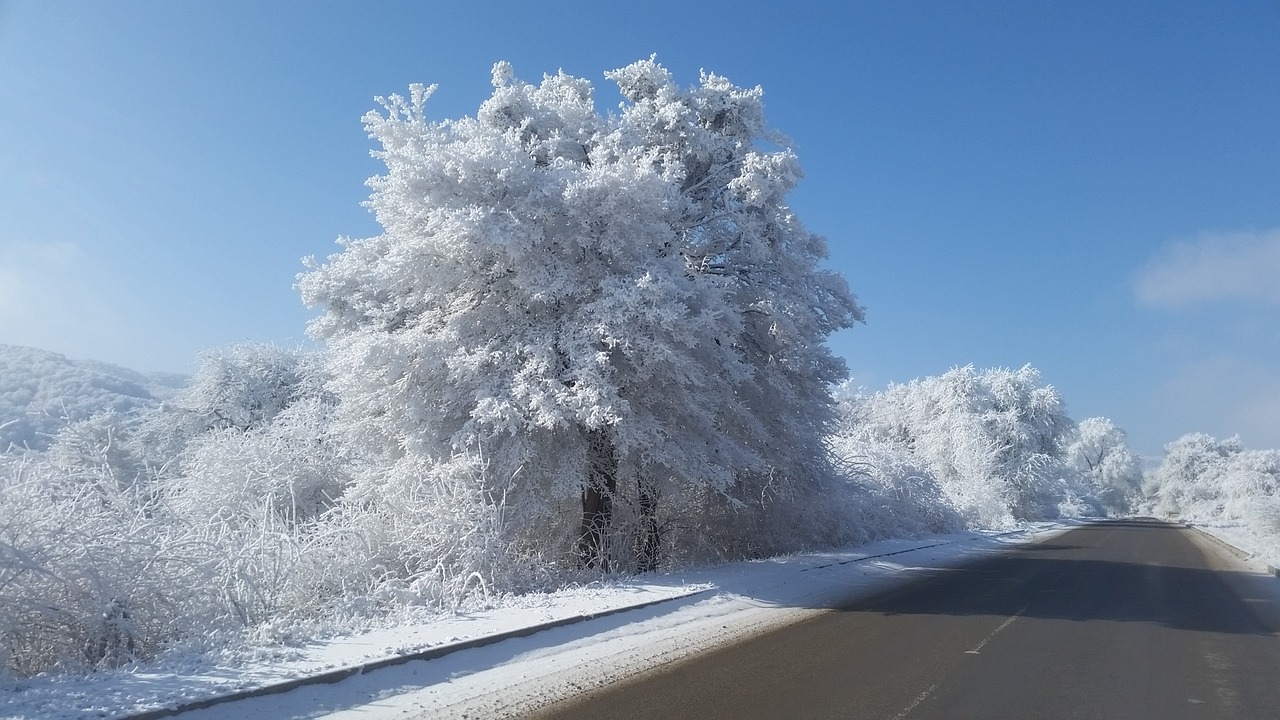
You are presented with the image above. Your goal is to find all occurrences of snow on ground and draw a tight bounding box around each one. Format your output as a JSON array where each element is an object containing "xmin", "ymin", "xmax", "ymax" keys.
[
  {"xmin": 3, "ymin": 525, "xmax": 1071, "ymax": 720},
  {"xmin": 1188, "ymin": 521, "xmax": 1280, "ymax": 571}
]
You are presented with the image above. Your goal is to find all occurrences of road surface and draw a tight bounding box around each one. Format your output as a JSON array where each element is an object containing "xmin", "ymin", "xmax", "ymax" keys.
[{"xmin": 526, "ymin": 519, "xmax": 1280, "ymax": 720}]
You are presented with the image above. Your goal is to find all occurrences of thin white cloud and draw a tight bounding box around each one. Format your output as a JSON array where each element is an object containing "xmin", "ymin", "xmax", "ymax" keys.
[{"xmin": 1135, "ymin": 228, "xmax": 1280, "ymax": 309}]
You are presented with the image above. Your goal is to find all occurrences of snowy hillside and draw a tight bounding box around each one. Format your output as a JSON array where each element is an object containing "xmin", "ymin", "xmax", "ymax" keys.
[{"xmin": 0, "ymin": 345, "xmax": 186, "ymax": 452}]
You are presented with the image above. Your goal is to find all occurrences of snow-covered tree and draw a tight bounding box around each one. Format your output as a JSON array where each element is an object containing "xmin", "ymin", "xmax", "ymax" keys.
[
  {"xmin": 299, "ymin": 59, "xmax": 861, "ymax": 570},
  {"xmin": 835, "ymin": 365, "xmax": 1078, "ymax": 526},
  {"xmin": 1144, "ymin": 433, "xmax": 1280, "ymax": 522},
  {"xmin": 1064, "ymin": 417, "xmax": 1142, "ymax": 514}
]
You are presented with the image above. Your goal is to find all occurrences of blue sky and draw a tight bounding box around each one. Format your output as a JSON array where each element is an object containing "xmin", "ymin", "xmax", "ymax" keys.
[{"xmin": 1, "ymin": 0, "xmax": 1277, "ymax": 456}]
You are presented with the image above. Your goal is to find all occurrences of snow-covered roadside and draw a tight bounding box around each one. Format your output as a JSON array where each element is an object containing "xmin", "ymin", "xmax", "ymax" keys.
[
  {"xmin": 13, "ymin": 527, "xmax": 1066, "ymax": 720},
  {"xmin": 1186, "ymin": 521, "xmax": 1280, "ymax": 572},
  {"xmin": 2, "ymin": 524, "xmax": 1068, "ymax": 720}
]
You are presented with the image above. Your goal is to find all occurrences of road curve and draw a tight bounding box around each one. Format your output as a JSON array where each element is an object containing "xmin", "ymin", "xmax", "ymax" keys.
[{"xmin": 525, "ymin": 519, "xmax": 1280, "ymax": 720}]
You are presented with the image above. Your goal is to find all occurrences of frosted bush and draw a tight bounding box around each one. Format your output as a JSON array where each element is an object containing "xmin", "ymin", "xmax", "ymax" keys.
[
  {"xmin": 828, "ymin": 432, "xmax": 964, "ymax": 538},
  {"xmin": 167, "ymin": 398, "xmax": 350, "ymax": 528},
  {"xmin": 179, "ymin": 344, "xmax": 325, "ymax": 433},
  {"xmin": 334, "ymin": 453, "xmax": 539, "ymax": 609},
  {"xmin": 122, "ymin": 344, "xmax": 329, "ymax": 484},
  {"xmin": 0, "ymin": 444, "xmax": 372, "ymax": 679},
  {"xmin": 155, "ymin": 388, "xmax": 368, "ymax": 625},
  {"xmin": 0, "ymin": 453, "xmax": 224, "ymax": 677}
]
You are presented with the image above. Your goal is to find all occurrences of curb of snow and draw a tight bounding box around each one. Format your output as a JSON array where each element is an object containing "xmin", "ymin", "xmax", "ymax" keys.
[
  {"xmin": 1182, "ymin": 522, "xmax": 1280, "ymax": 576},
  {"xmin": 119, "ymin": 527, "xmax": 1044, "ymax": 720},
  {"xmin": 801, "ymin": 531, "xmax": 1026, "ymax": 571},
  {"xmin": 123, "ymin": 589, "xmax": 711, "ymax": 720},
  {"xmin": 1183, "ymin": 522, "xmax": 1253, "ymax": 560}
]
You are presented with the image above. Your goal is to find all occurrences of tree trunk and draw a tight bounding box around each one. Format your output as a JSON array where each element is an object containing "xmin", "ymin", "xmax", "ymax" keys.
[
  {"xmin": 578, "ymin": 427, "xmax": 617, "ymax": 570},
  {"xmin": 636, "ymin": 476, "xmax": 661, "ymax": 572}
]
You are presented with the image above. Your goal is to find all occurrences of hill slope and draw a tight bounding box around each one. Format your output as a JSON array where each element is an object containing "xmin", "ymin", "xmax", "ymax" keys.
[{"xmin": 0, "ymin": 344, "xmax": 187, "ymax": 452}]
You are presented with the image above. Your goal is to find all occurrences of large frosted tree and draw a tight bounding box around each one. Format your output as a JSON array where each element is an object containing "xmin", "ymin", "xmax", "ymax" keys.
[{"xmin": 299, "ymin": 59, "xmax": 861, "ymax": 570}]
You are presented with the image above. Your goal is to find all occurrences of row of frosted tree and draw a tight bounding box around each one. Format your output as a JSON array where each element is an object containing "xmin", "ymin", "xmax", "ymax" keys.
[
  {"xmin": 2, "ymin": 59, "xmax": 1274, "ymax": 681},
  {"xmin": 0, "ymin": 348, "xmax": 1148, "ymax": 679}
]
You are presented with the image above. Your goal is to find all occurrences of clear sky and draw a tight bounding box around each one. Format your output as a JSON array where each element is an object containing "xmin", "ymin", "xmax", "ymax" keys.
[{"xmin": 1, "ymin": 0, "xmax": 1277, "ymax": 456}]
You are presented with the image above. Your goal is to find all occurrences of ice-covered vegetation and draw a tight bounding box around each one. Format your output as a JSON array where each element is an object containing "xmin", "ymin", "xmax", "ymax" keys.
[
  {"xmin": 1141, "ymin": 433, "xmax": 1280, "ymax": 548},
  {"xmin": 2, "ymin": 348, "xmax": 1145, "ymax": 681},
  {"xmin": 0, "ymin": 345, "xmax": 185, "ymax": 453},
  {"xmin": 3, "ymin": 58, "xmax": 1246, "ymax": 684},
  {"xmin": 830, "ymin": 366, "xmax": 1144, "ymax": 530},
  {"xmin": 297, "ymin": 57, "xmax": 864, "ymax": 574}
]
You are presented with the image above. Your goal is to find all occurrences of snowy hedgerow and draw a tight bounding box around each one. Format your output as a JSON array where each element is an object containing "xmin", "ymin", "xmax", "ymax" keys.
[
  {"xmin": 0, "ymin": 452, "xmax": 225, "ymax": 678},
  {"xmin": 1144, "ymin": 433, "xmax": 1280, "ymax": 523},
  {"xmin": 834, "ymin": 366, "xmax": 1080, "ymax": 527},
  {"xmin": 0, "ymin": 342, "xmax": 376, "ymax": 679},
  {"xmin": 148, "ymin": 347, "xmax": 362, "ymax": 624},
  {"xmin": 299, "ymin": 59, "xmax": 861, "ymax": 572},
  {"xmin": 828, "ymin": 428, "xmax": 965, "ymax": 538}
]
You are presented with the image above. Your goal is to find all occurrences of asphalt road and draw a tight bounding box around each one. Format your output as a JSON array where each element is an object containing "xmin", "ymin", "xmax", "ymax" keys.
[{"xmin": 526, "ymin": 519, "xmax": 1280, "ymax": 720}]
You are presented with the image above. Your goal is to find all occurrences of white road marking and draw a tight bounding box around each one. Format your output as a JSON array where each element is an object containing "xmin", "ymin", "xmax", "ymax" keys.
[
  {"xmin": 889, "ymin": 682, "xmax": 941, "ymax": 720},
  {"xmin": 964, "ymin": 605, "xmax": 1028, "ymax": 655},
  {"xmin": 888, "ymin": 604, "xmax": 1031, "ymax": 719}
]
